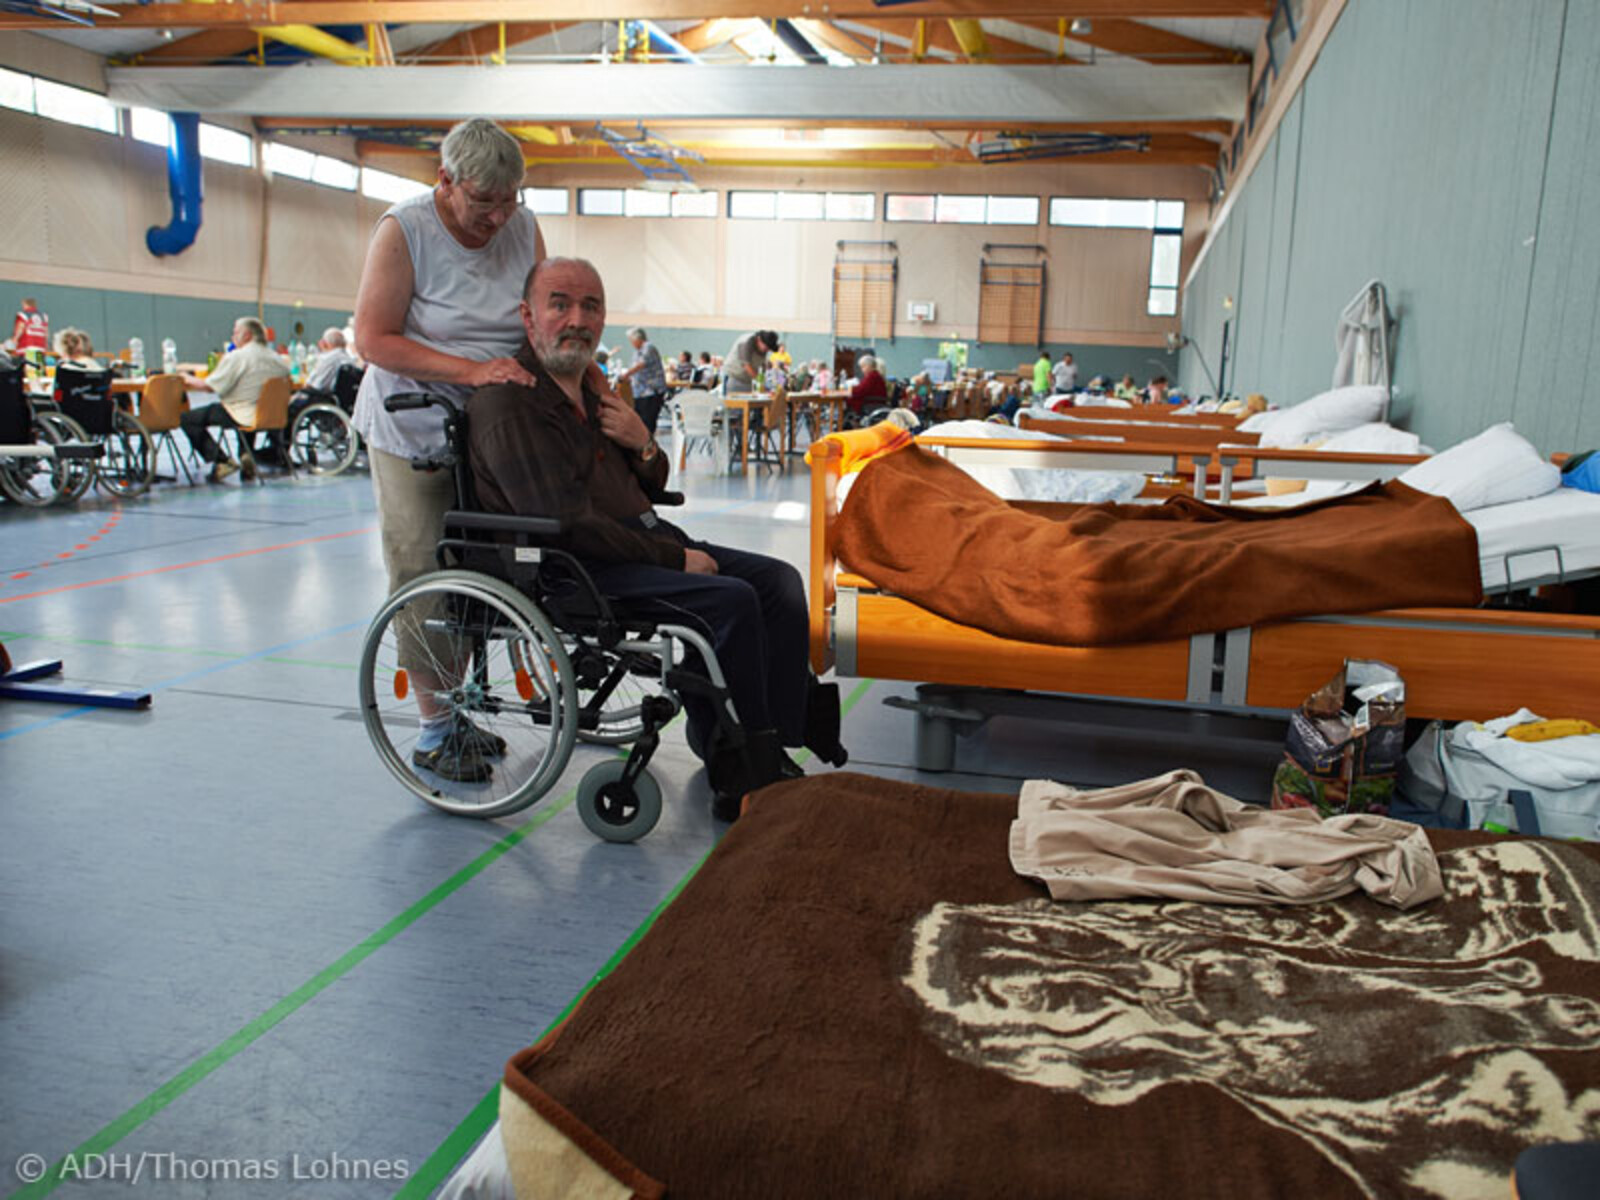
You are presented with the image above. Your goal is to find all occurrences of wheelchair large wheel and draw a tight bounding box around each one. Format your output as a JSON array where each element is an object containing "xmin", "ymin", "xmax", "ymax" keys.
[
  {"xmin": 37, "ymin": 410, "xmax": 96, "ymax": 502},
  {"xmin": 288, "ymin": 403, "xmax": 358, "ymax": 476},
  {"xmin": 96, "ymin": 410, "xmax": 153, "ymax": 498},
  {"xmin": 576, "ymin": 759, "xmax": 663, "ymax": 843},
  {"xmin": 0, "ymin": 414, "xmax": 78, "ymax": 506},
  {"xmin": 359, "ymin": 570, "xmax": 579, "ymax": 818}
]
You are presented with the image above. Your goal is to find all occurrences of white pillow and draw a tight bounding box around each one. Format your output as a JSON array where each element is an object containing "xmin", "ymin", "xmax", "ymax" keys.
[
  {"xmin": 1255, "ymin": 384, "xmax": 1389, "ymax": 448},
  {"xmin": 1398, "ymin": 422, "xmax": 1560, "ymax": 512},
  {"xmin": 1315, "ymin": 422, "xmax": 1423, "ymax": 455}
]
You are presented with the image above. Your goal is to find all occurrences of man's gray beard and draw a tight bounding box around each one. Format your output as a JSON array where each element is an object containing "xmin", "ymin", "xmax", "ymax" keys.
[{"xmin": 536, "ymin": 335, "xmax": 593, "ymax": 376}]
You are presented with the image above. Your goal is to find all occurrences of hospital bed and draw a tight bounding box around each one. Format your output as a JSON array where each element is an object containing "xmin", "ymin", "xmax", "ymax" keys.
[{"xmin": 808, "ymin": 429, "xmax": 1600, "ymax": 770}]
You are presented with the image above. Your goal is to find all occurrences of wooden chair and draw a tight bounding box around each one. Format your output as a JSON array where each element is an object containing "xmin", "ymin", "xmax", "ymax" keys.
[
  {"xmin": 749, "ymin": 387, "xmax": 787, "ymax": 469},
  {"xmin": 136, "ymin": 373, "xmax": 196, "ymax": 485},
  {"xmin": 230, "ymin": 375, "xmax": 294, "ymax": 483}
]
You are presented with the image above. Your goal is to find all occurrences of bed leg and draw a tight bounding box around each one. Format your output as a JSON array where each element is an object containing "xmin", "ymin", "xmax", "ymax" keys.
[{"xmin": 886, "ymin": 685, "xmax": 986, "ymax": 772}]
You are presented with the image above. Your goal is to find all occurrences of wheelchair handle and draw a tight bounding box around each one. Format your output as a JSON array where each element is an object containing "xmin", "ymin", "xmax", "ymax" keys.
[{"xmin": 384, "ymin": 392, "xmax": 447, "ymax": 413}]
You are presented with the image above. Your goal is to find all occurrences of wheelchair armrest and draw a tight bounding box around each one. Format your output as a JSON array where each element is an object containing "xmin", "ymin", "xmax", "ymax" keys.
[
  {"xmin": 654, "ymin": 490, "xmax": 685, "ymax": 507},
  {"xmin": 443, "ymin": 509, "xmax": 564, "ymax": 539},
  {"xmin": 385, "ymin": 392, "xmax": 446, "ymax": 413}
]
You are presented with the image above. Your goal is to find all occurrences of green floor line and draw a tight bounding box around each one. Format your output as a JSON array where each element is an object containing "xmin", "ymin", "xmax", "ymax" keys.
[
  {"xmin": 393, "ymin": 675, "xmax": 876, "ymax": 1199},
  {"xmin": 9, "ymin": 783, "xmax": 585, "ymax": 1200}
]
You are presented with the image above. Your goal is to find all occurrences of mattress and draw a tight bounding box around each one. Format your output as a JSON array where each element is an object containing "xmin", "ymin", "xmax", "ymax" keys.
[{"xmin": 1470, "ymin": 486, "xmax": 1600, "ymax": 590}]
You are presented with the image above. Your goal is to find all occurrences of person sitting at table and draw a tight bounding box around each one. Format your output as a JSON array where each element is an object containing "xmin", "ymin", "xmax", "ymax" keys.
[
  {"xmin": 53, "ymin": 328, "xmax": 101, "ymax": 370},
  {"xmin": 719, "ymin": 329, "xmax": 776, "ymax": 394},
  {"xmin": 181, "ymin": 316, "xmax": 290, "ymax": 483},
  {"xmin": 1114, "ymin": 374, "xmax": 1141, "ymax": 401},
  {"xmin": 468, "ymin": 258, "xmax": 846, "ymax": 818},
  {"xmin": 693, "ymin": 351, "xmax": 717, "ymax": 388},
  {"xmin": 301, "ymin": 326, "xmax": 358, "ymax": 395},
  {"xmin": 847, "ymin": 354, "xmax": 888, "ymax": 419},
  {"xmin": 1147, "ymin": 375, "xmax": 1172, "ymax": 405}
]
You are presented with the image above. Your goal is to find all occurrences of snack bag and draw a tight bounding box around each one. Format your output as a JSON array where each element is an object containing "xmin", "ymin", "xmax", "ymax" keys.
[{"xmin": 1271, "ymin": 660, "xmax": 1405, "ymax": 817}]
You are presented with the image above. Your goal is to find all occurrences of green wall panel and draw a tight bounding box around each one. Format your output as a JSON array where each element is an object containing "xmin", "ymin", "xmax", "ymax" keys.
[{"xmin": 1183, "ymin": 0, "xmax": 1588, "ymax": 453}]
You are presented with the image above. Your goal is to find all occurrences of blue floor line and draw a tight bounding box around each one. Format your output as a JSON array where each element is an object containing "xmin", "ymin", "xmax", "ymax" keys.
[{"xmin": 0, "ymin": 618, "xmax": 369, "ymax": 743}]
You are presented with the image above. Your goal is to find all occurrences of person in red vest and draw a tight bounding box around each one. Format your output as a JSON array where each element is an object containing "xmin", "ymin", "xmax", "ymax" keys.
[{"xmin": 11, "ymin": 297, "xmax": 49, "ymax": 360}]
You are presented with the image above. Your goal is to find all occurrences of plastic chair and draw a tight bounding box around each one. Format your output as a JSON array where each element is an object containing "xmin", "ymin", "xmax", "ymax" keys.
[
  {"xmin": 137, "ymin": 374, "xmax": 196, "ymax": 485},
  {"xmin": 671, "ymin": 393, "xmax": 727, "ymax": 475}
]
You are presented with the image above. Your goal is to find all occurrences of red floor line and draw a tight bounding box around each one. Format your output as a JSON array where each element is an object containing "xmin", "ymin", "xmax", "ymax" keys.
[{"xmin": 0, "ymin": 526, "xmax": 374, "ymax": 605}]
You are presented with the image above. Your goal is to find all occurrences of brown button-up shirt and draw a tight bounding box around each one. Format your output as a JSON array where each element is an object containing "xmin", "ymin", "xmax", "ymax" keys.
[{"xmin": 468, "ymin": 341, "xmax": 684, "ymax": 569}]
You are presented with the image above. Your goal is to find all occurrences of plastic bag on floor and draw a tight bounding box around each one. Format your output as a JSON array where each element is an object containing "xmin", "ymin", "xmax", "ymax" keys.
[
  {"xmin": 1401, "ymin": 708, "xmax": 1600, "ymax": 841},
  {"xmin": 1271, "ymin": 660, "xmax": 1405, "ymax": 817}
]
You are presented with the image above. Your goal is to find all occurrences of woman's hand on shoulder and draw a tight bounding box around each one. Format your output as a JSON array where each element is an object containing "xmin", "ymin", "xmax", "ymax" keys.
[{"xmin": 465, "ymin": 357, "xmax": 536, "ymax": 388}]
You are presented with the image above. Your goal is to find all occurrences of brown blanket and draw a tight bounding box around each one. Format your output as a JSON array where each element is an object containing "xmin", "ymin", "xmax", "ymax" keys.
[
  {"xmin": 503, "ymin": 773, "xmax": 1600, "ymax": 1199},
  {"xmin": 836, "ymin": 446, "xmax": 1483, "ymax": 645}
]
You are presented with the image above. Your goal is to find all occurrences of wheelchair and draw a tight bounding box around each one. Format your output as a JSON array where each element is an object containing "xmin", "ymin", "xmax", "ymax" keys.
[
  {"xmin": 0, "ymin": 365, "xmax": 103, "ymax": 506},
  {"xmin": 287, "ymin": 362, "xmax": 364, "ymax": 476},
  {"xmin": 358, "ymin": 392, "xmax": 793, "ymax": 843},
  {"xmin": 49, "ymin": 365, "xmax": 154, "ymax": 498}
]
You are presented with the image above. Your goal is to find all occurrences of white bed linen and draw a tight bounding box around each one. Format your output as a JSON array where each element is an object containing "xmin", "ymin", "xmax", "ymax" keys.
[{"xmin": 915, "ymin": 420, "xmax": 1145, "ymax": 504}]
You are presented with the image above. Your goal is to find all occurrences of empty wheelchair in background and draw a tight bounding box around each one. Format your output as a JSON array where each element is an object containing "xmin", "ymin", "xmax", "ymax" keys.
[
  {"xmin": 287, "ymin": 362, "xmax": 365, "ymax": 476},
  {"xmin": 49, "ymin": 364, "xmax": 154, "ymax": 498},
  {"xmin": 1, "ymin": 365, "xmax": 104, "ymax": 507},
  {"xmin": 358, "ymin": 392, "xmax": 765, "ymax": 843}
]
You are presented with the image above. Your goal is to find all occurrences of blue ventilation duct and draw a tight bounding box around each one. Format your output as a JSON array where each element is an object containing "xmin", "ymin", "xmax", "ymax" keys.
[{"xmin": 146, "ymin": 112, "xmax": 202, "ymax": 257}]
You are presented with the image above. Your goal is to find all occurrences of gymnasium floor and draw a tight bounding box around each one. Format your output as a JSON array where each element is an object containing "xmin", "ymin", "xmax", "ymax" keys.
[{"xmin": 0, "ymin": 451, "xmax": 1286, "ymax": 1198}]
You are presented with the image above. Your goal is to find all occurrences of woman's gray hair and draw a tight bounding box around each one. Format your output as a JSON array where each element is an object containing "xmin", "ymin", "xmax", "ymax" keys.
[
  {"xmin": 627, "ymin": 327, "xmax": 647, "ymax": 342},
  {"xmin": 859, "ymin": 354, "xmax": 877, "ymax": 372},
  {"xmin": 439, "ymin": 119, "xmax": 526, "ymax": 192}
]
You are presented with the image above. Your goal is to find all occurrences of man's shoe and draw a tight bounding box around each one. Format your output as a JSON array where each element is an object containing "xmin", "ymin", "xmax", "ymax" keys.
[
  {"xmin": 208, "ymin": 460, "xmax": 238, "ymax": 483},
  {"xmin": 453, "ymin": 714, "xmax": 507, "ymax": 758},
  {"xmin": 240, "ymin": 459, "xmax": 259, "ymax": 482},
  {"xmin": 779, "ymin": 751, "xmax": 805, "ymax": 779},
  {"xmin": 411, "ymin": 742, "xmax": 491, "ymax": 783}
]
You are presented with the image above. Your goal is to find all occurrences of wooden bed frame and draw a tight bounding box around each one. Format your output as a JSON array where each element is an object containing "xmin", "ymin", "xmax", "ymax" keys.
[{"xmin": 808, "ymin": 430, "xmax": 1600, "ymax": 770}]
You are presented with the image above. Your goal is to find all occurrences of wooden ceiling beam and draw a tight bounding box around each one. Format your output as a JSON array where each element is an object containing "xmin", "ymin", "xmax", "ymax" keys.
[
  {"xmin": 789, "ymin": 19, "xmax": 872, "ymax": 62},
  {"xmin": 1010, "ymin": 17, "xmax": 1250, "ymax": 65},
  {"xmin": 0, "ymin": 3, "xmax": 1275, "ymax": 32},
  {"xmin": 406, "ymin": 21, "xmax": 577, "ymax": 63},
  {"xmin": 673, "ymin": 18, "xmax": 760, "ymax": 53},
  {"xmin": 269, "ymin": 115, "xmax": 1232, "ymax": 136},
  {"xmin": 125, "ymin": 29, "xmax": 260, "ymax": 64}
]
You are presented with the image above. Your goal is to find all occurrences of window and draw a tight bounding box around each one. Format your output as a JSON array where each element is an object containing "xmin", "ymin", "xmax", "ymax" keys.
[
  {"xmin": 522, "ymin": 186, "xmax": 568, "ymax": 215},
  {"xmin": 1049, "ymin": 197, "xmax": 1158, "ymax": 229},
  {"xmin": 33, "ymin": 78, "xmax": 117, "ymax": 134},
  {"xmin": 129, "ymin": 106, "xmax": 171, "ymax": 148},
  {"xmin": 311, "ymin": 155, "xmax": 358, "ymax": 191},
  {"xmin": 935, "ymin": 194, "xmax": 986, "ymax": 224},
  {"xmin": 578, "ymin": 188, "xmax": 624, "ymax": 216},
  {"xmin": 199, "ymin": 122, "xmax": 253, "ymax": 167},
  {"xmin": 885, "ymin": 194, "xmax": 935, "ymax": 223},
  {"xmin": 728, "ymin": 191, "xmax": 777, "ymax": 220},
  {"xmin": 362, "ymin": 167, "xmax": 430, "ymax": 203},
  {"xmin": 671, "ymin": 190, "xmax": 717, "ymax": 218},
  {"xmin": 777, "ymin": 192, "xmax": 824, "ymax": 221},
  {"xmin": 985, "ymin": 195, "xmax": 1040, "ymax": 226},
  {"xmin": 623, "ymin": 189, "xmax": 671, "ymax": 218},
  {"xmin": 263, "ymin": 142, "xmax": 316, "ymax": 180},
  {"xmin": 0, "ymin": 66, "xmax": 32, "ymax": 114},
  {"xmin": 1147, "ymin": 233, "xmax": 1183, "ymax": 316},
  {"xmin": 824, "ymin": 192, "xmax": 874, "ymax": 222}
]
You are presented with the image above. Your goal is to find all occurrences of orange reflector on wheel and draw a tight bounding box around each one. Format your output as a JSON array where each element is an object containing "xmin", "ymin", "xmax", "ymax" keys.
[
  {"xmin": 515, "ymin": 668, "xmax": 535, "ymax": 701},
  {"xmin": 393, "ymin": 669, "xmax": 409, "ymax": 700}
]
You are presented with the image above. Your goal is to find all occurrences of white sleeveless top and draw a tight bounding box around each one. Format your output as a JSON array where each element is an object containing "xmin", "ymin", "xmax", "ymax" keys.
[{"xmin": 352, "ymin": 191, "xmax": 541, "ymax": 458}]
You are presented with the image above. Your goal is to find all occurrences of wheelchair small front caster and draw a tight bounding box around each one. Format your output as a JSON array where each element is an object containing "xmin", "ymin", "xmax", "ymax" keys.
[{"xmin": 577, "ymin": 759, "xmax": 663, "ymax": 843}]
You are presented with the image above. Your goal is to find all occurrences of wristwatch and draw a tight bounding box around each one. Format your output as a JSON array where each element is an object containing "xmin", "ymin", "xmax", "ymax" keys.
[{"xmin": 637, "ymin": 437, "xmax": 659, "ymax": 462}]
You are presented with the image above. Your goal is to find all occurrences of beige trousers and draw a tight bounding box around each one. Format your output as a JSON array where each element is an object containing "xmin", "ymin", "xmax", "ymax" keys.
[{"xmin": 370, "ymin": 446, "xmax": 458, "ymax": 672}]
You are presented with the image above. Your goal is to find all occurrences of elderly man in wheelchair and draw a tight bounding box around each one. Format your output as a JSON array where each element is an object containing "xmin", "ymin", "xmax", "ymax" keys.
[{"xmin": 359, "ymin": 257, "xmax": 846, "ymax": 842}]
